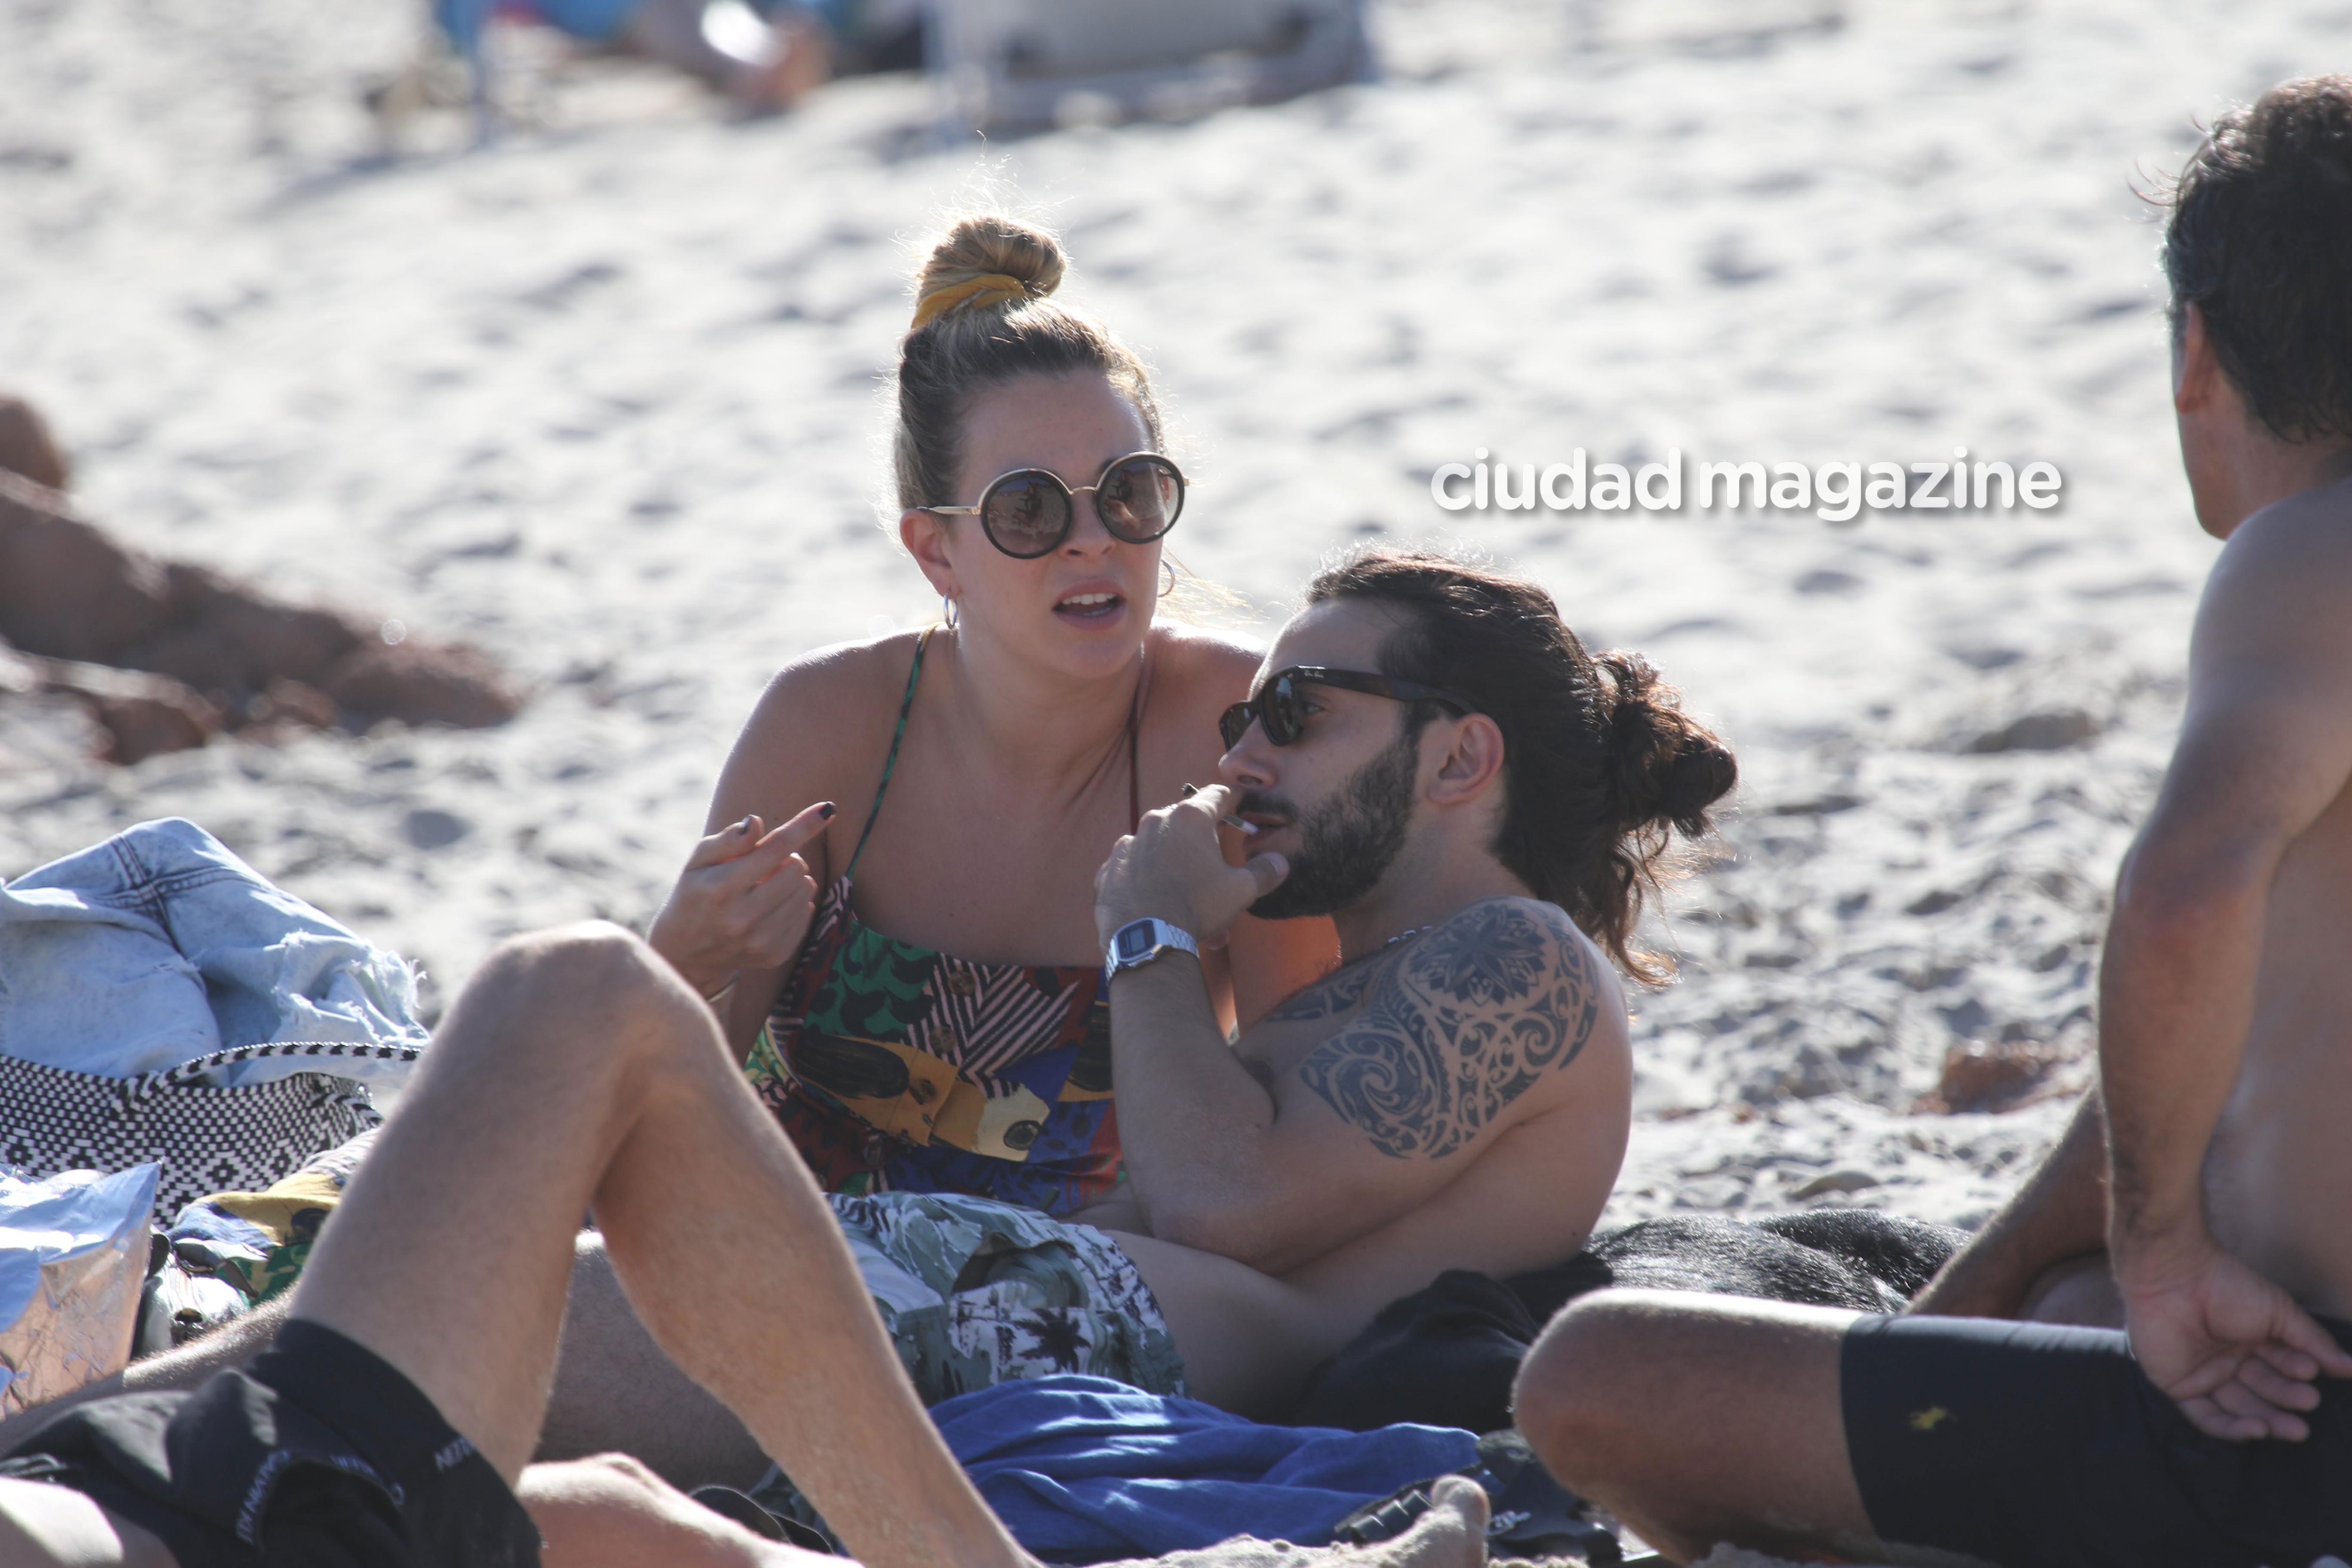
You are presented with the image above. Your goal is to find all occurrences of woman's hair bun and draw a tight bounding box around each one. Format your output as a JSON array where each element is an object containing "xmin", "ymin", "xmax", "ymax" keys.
[
  {"xmin": 913, "ymin": 215, "xmax": 1066, "ymax": 325},
  {"xmin": 1601, "ymin": 652, "xmax": 1738, "ymax": 838}
]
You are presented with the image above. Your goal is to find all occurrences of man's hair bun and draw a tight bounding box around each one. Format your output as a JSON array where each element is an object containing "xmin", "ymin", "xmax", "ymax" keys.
[
  {"xmin": 1300, "ymin": 546, "xmax": 1738, "ymax": 985},
  {"xmin": 1600, "ymin": 653, "xmax": 1738, "ymax": 840},
  {"xmin": 912, "ymin": 215, "xmax": 1066, "ymax": 326}
]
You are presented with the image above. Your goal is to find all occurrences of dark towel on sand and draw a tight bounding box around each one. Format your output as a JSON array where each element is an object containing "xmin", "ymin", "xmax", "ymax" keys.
[{"xmin": 1290, "ymin": 1210, "xmax": 1963, "ymax": 1434}]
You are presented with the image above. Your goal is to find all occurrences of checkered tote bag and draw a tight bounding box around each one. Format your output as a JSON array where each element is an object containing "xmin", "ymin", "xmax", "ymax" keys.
[{"xmin": 0, "ymin": 1042, "xmax": 421, "ymax": 1218}]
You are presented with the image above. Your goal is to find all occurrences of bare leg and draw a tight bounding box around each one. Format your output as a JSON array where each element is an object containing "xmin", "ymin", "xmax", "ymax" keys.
[
  {"xmin": 1102, "ymin": 1228, "xmax": 1339, "ymax": 1420},
  {"xmin": 1910, "ymin": 1090, "xmax": 2108, "ymax": 1318},
  {"xmin": 287, "ymin": 922, "xmax": 1025, "ymax": 1568},
  {"xmin": 1513, "ymin": 1290, "xmax": 1905, "ymax": 1567},
  {"xmin": 2, "ymin": 1239, "xmax": 767, "ymax": 1492},
  {"xmin": 535, "ymin": 1234, "xmax": 766, "ymax": 1488}
]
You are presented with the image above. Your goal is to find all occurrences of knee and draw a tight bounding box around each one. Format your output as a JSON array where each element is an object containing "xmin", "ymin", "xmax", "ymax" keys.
[
  {"xmin": 1511, "ymin": 1292, "xmax": 1661, "ymax": 1492},
  {"xmin": 459, "ymin": 923, "xmax": 708, "ymax": 1077},
  {"xmin": 477, "ymin": 922, "xmax": 691, "ymax": 1026}
]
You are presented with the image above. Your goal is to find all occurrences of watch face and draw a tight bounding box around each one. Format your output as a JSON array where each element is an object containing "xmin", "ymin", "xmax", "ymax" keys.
[{"xmin": 1117, "ymin": 923, "xmax": 1155, "ymax": 962}]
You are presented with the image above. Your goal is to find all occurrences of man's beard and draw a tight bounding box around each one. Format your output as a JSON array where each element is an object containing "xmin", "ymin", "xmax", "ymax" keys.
[{"xmin": 1243, "ymin": 732, "xmax": 1420, "ymax": 921}]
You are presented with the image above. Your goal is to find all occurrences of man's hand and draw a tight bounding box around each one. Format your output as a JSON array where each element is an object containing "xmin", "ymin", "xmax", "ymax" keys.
[
  {"xmin": 2117, "ymin": 1229, "xmax": 2352, "ymax": 1441},
  {"xmin": 1095, "ymin": 785, "xmax": 1288, "ymax": 949}
]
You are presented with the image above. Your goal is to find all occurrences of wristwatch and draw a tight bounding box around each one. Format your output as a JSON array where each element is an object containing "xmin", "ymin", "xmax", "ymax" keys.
[{"xmin": 1101, "ymin": 917, "xmax": 1200, "ymax": 993}]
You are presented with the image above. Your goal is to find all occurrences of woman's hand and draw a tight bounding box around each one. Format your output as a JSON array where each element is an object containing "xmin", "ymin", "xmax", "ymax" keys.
[{"xmin": 649, "ymin": 803, "xmax": 834, "ymax": 999}]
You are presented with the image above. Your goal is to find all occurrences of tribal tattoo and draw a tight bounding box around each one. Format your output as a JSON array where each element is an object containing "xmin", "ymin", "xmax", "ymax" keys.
[
  {"xmin": 1296, "ymin": 900, "xmax": 1601, "ymax": 1159},
  {"xmin": 1263, "ymin": 955, "xmax": 1384, "ymax": 1022}
]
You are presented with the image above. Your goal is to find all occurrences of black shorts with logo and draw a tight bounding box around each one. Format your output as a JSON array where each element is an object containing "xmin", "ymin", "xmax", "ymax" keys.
[
  {"xmin": 1843, "ymin": 1311, "xmax": 2352, "ymax": 1568},
  {"xmin": 0, "ymin": 1319, "xmax": 541, "ymax": 1568}
]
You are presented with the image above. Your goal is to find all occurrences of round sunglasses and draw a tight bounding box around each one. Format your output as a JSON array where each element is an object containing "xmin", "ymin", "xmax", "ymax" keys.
[
  {"xmin": 1219, "ymin": 666, "xmax": 1474, "ymax": 750},
  {"xmin": 929, "ymin": 452, "xmax": 1185, "ymax": 559}
]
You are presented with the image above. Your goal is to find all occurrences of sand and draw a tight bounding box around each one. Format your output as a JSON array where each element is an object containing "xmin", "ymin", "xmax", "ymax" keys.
[{"xmin": 0, "ymin": 0, "xmax": 2336, "ymax": 1396}]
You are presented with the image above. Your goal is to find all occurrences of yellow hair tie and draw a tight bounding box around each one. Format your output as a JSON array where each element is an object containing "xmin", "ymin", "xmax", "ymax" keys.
[{"xmin": 911, "ymin": 273, "xmax": 1031, "ymax": 330}]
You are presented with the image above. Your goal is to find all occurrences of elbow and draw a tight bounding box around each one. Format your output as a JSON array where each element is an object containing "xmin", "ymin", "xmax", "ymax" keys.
[
  {"xmin": 1145, "ymin": 1194, "xmax": 1295, "ymax": 1272},
  {"xmin": 2113, "ymin": 834, "xmax": 2278, "ymax": 938}
]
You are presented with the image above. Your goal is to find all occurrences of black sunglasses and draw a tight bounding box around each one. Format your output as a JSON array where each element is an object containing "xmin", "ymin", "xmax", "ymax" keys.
[
  {"xmin": 929, "ymin": 452, "xmax": 1186, "ymax": 560},
  {"xmin": 1219, "ymin": 666, "xmax": 1474, "ymax": 750}
]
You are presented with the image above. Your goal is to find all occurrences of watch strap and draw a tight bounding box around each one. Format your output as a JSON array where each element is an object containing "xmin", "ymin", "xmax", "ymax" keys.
[{"xmin": 1102, "ymin": 918, "xmax": 1200, "ymax": 993}]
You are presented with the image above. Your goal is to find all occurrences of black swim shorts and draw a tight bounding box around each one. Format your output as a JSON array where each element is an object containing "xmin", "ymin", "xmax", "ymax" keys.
[
  {"xmin": 1843, "ymin": 1311, "xmax": 2352, "ymax": 1568},
  {"xmin": 0, "ymin": 1319, "xmax": 541, "ymax": 1568}
]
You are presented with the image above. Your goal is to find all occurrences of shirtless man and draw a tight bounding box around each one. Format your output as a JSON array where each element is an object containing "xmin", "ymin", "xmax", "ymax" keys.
[
  {"xmin": 1512, "ymin": 76, "xmax": 2352, "ymax": 1568},
  {"xmin": 1082, "ymin": 547, "xmax": 1729, "ymax": 1327},
  {"xmin": 0, "ymin": 546, "xmax": 1734, "ymax": 1562}
]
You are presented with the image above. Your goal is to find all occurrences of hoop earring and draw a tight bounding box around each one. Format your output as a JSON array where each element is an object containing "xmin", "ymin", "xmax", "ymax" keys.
[
  {"xmin": 1158, "ymin": 560, "xmax": 1176, "ymax": 599},
  {"xmin": 943, "ymin": 595, "xmax": 960, "ymax": 629}
]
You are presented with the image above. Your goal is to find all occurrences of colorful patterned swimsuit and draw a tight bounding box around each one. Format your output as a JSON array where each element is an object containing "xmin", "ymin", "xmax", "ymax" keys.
[{"xmin": 745, "ymin": 630, "xmax": 1137, "ymax": 1218}]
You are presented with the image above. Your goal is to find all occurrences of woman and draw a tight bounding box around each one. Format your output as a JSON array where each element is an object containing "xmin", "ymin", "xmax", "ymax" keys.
[{"xmin": 647, "ymin": 212, "xmax": 1336, "ymax": 1226}]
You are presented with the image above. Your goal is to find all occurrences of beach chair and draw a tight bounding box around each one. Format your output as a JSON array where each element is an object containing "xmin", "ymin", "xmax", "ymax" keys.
[{"xmin": 927, "ymin": 0, "xmax": 1373, "ymax": 133}]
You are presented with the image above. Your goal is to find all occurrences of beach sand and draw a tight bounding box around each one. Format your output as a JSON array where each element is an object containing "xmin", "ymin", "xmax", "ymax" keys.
[{"xmin": 2, "ymin": 2, "xmax": 2342, "ymax": 1557}]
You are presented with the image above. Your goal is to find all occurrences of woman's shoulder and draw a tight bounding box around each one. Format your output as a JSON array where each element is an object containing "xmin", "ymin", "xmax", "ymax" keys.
[
  {"xmin": 1145, "ymin": 623, "xmax": 1265, "ymax": 704},
  {"xmin": 737, "ymin": 630, "xmax": 928, "ymax": 757},
  {"xmin": 762, "ymin": 629, "xmax": 926, "ymax": 708}
]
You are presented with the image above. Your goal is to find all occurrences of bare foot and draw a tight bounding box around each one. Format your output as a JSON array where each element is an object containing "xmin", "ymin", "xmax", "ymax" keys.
[
  {"xmin": 523, "ymin": 1455, "xmax": 831, "ymax": 1568},
  {"xmin": 1098, "ymin": 1474, "xmax": 1492, "ymax": 1568}
]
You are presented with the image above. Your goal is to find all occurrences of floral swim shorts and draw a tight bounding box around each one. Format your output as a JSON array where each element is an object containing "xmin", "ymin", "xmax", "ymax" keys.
[
  {"xmin": 739, "ymin": 1191, "xmax": 1186, "ymax": 1544},
  {"xmin": 826, "ymin": 1189, "xmax": 1187, "ymax": 1404}
]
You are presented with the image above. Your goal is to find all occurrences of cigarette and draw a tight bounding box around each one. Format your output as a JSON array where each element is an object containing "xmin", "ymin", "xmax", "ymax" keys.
[{"xmin": 1181, "ymin": 782, "xmax": 1260, "ymax": 834}]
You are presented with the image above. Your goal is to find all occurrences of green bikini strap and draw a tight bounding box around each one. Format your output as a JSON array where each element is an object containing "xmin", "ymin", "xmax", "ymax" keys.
[{"xmin": 843, "ymin": 627, "xmax": 930, "ymax": 881}]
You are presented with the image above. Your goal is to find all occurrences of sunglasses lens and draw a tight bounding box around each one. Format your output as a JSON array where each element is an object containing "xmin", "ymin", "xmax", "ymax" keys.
[
  {"xmin": 981, "ymin": 473, "xmax": 1071, "ymax": 558},
  {"xmin": 1218, "ymin": 702, "xmax": 1252, "ymax": 750},
  {"xmin": 1260, "ymin": 677, "xmax": 1304, "ymax": 745},
  {"xmin": 1097, "ymin": 456, "xmax": 1183, "ymax": 543}
]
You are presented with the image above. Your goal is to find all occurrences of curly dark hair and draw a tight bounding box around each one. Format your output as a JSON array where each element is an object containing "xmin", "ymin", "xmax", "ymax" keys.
[
  {"xmin": 1303, "ymin": 546, "xmax": 1738, "ymax": 983},
  {"xmin": 2164, "ymin": 76, "xmax": 2352, "ymax": 441}
]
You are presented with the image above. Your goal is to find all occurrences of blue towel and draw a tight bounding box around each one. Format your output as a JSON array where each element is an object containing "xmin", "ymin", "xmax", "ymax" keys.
[{"xmin": 933, "ymin": 1375, "xmax": 1480, "ymax": 1563}]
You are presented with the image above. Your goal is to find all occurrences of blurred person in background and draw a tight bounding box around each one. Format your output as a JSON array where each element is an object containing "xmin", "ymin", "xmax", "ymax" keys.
[{"xmin": 430, "ymin": 0, "xmax": 927, "ymax": 112}]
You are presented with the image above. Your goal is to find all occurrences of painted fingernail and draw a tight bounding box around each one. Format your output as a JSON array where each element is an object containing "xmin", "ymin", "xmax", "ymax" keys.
[
  {"xmin": 1180, "ymin": 782, "xmax": 1199, "ymax": 796},
  {"xmin": 734, "ymin": 817, "xmax": 754, "ymax": 835},
  {"xmin": 818, "ymin": 802, "xmax": 837, "ymax": 820}
]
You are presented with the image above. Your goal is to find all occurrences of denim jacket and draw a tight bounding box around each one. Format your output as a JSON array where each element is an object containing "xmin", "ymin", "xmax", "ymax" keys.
[{"xmin": 0, "ymin": 819, "xmax": 427, "ymax": 1088}]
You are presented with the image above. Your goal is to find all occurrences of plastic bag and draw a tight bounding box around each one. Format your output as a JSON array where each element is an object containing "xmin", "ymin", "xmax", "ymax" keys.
[{"xmin": 0, "ymin": 1163, "xmax": 159, "ymax": 1416}]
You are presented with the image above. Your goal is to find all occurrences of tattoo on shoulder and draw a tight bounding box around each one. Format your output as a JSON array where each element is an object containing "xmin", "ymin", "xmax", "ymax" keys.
[
  {"xmin": 1298, "ymin": 901, "xmax": 1603, "ymax": 1160},
  {"xmin": 1263, "ymin": 958, "xmax": 1383, "ymax": 1021}
]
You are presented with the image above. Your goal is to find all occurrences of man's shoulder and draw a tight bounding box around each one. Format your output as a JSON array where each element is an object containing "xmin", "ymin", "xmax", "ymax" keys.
[
  {"xmin": 2213, "ymin": 478, "xmax": 2352, "ymax": 598},
  {"xmin": 1294, "ymin": 897, "xmax": 1621, "ymax": 1160},
  {"xmin": 1263, "ymin": 898, "xmax": 1613, "ymax": 1030},
  {"xmin": 2196, "ymin": 486, "xmax": 2352, "ymax": 682},
  {"xmin": 1403, "ymin": 897, "xmax": 1611, "ymax": 1000}
]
